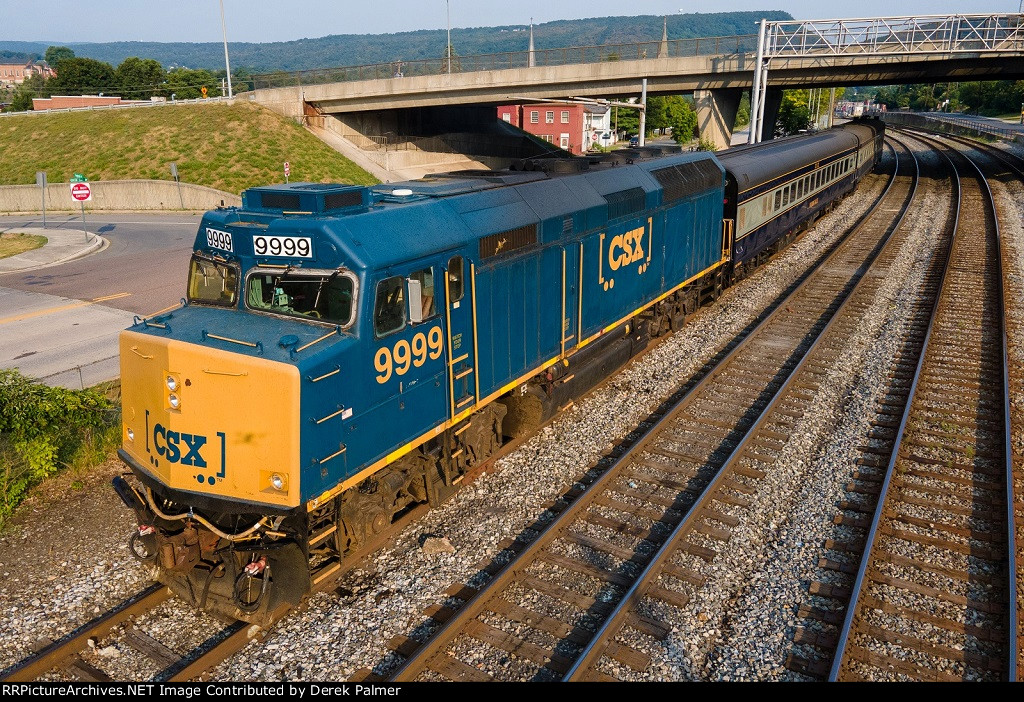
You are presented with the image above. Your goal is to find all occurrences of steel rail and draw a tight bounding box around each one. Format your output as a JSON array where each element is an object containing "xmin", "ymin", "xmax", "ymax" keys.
[
  {"xmin": 0, "ymin": 583, "xmax": 171, "ymax": 682},
  {"xmin": 829, "ymin": 131, "xmax": 1015, "ymax": 681},
  {"xmin": 387, "ymin": 140, "xmax": 903, "ymax": 682},
  {"xmin": 565, "ymin": 137, "xmax": 919, "ymax": 680}
]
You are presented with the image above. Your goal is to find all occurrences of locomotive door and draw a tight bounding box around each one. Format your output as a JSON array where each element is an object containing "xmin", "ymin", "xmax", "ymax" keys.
[
  {"xmin": 561, "ymin": 243, "xmax": 581, "ymax": 354},
  {"xmin": 444, "ymin": 255, "xmax": 477, "ymax": 420}
]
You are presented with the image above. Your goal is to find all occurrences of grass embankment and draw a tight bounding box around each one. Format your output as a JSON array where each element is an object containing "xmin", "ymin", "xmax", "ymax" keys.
[
  {"xmin": 0, "ymin": 101, "xmax": 377, "ymax": 194},
  {"xmin": 0, "ymin": 232, "xmax": 46, "ymax": 258},
  {"xmin": 0, "ymin": 370, "xmax": 121, "ymax": 528}
]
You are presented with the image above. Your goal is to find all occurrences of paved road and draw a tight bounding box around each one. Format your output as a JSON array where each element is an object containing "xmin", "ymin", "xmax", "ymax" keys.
[{"xmin": 0, "ymin": 213, "xmax": 201, "ymax": 387}]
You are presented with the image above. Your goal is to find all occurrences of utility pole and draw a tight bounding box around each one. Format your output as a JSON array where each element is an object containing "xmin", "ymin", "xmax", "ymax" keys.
[
  {"xmin": 639, "ymin": 79, "xmax": 648, "ymax": 146},
  {"xmin": 220, "ymin": 0, "xmax": 233, "ymax": 97},
  {"xmin": 749, "ymin": 19, "xmax": 767, "ymax": 144},
  {"xmin": 447, "ymin": 0, "xmax": 452, "ymax": 75},
  {"xmin": 528, "ymin": 18, "xmax": 536, "ymax": 68}
]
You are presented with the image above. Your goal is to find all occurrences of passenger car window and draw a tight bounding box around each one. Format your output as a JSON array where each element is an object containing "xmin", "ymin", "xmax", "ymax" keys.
[
  {"xmin": 775, "ymin": 191, "xmax": 782, "ymax": 211},
  {"xmin": 374, "ymin": 276, "xmax": 406, "ymax": 336},
  {"xmin": 448, "ymin": 256, "xmax": 465, "ymax": 303}
]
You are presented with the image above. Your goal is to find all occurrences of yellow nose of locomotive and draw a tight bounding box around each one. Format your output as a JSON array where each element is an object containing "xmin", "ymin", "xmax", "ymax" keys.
[{"xmin": 119, "ymin": 329, "xmax": 301, "ymax": 509}]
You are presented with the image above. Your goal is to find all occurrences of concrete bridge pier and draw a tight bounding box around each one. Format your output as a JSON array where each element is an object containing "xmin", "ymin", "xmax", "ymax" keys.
[
  {"xmin": 757, "ymin": 88, "xmax": 784, "ymax": 142},
  {"xmin": 694, "ymin": 87, "xmax": 785, "ymax": 149},
  {"xmin": 694, "ymin": 88, "xmax": 743, "ymax": 150}
]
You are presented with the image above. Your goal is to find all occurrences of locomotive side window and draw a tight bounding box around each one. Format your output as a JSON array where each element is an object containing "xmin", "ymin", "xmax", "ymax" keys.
[
  {"xmin": 448, "ymin": 256, "xmax": 465, "ymax": 303},
  {"xmin": 188, "ymin": 256, "xmax": 238, "ymax": 307},
  {"xmin": 245, "ymin": 269, "xmax": 355, "ymax": 326},
  {"xmin": 409, "ymin": 267, "xmax": 436, "ymax": 320},
  {"xmin": 375, "ymin": 276, "xmax": 407, "ymax": 337}
]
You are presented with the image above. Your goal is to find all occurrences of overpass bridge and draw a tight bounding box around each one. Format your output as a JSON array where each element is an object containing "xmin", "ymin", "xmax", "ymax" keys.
[{"xmin": 251, "ymin": 13, "xmax": 1024, "ymax": 159}]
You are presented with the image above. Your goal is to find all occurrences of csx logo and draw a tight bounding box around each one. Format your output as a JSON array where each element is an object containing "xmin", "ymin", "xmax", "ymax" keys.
[
  {"xmin": 608, "ymin": 226, "xmax": 646, "ymax": 271},
  {"xmin": 153, "ymin": 423, "xmax": 208, "ymax": 467},
  {"xmin": 599, "ymin": 220, "xmax": 652, "ymax": 292}
]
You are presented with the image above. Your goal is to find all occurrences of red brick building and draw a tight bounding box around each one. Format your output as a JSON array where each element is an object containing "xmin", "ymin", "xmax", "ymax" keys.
[
  {"xmin": 0, "ymin": 61, "xmax": 54, "ymax": 85},
  {"xmin": 32, "ymin": 95, "xmax": 129, "ymax": 110},
  {"xmin": 498, "ymin": 103, "xmax": 585, "ymax": 155}
]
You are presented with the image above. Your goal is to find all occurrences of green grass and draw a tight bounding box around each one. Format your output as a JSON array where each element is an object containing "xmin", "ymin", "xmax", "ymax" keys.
[
  {"xmin": 0, "ymin": 232, "xmax": 46, "ymax": 258},
  {"xmin": 0, "ymin": 102, "xmax": 377, "ymax": 194}
]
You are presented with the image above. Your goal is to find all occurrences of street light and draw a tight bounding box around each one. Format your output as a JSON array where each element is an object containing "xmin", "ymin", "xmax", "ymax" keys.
[{"xmin": 220, "ymin": 0, "xmax": 233, "ymax": 97}]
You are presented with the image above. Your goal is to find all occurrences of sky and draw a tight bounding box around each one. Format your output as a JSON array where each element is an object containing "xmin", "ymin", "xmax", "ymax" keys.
[{"xmin": 0, "ymin": 1, "xmax": 1018, "ymax": 43}]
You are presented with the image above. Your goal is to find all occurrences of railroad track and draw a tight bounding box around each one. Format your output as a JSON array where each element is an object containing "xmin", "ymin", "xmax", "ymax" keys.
[
  {"xmin": 350, "ymin": 138, "xmax": 922, "ymax": 682},
  {"xmin": 0, "ymin": 584, "xmax": 258, "ymax": 682},
  {"xmin": 813, "ymin": 130, "xmax": 1019, "ymax": 681}
]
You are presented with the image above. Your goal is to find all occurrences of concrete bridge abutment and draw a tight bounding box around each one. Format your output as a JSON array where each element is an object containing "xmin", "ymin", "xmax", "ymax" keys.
[{"xmin": 694, "ymin": 88, "xmax": 743, "ymax": 150}]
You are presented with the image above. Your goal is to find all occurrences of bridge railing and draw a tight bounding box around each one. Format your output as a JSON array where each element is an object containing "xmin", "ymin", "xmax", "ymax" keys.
[
  {"xmin": 766, "ymin": 13, "xmax": 1024, "ymax": 57},
  {"xmin": 251, "ymin": 34, "xmax": 759, "ymax": 90}
]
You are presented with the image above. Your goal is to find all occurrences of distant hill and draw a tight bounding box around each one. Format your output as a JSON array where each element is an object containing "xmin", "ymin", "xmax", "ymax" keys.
[{"xmin": 0, "ymin": 11, "xmax": 791, "ymax": 73}]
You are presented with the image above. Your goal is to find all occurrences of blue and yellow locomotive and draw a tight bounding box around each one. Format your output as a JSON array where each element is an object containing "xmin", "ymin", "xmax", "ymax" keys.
[{"xmin": 113, "ymin": 120, "xmax": 882, "ymax": 622}]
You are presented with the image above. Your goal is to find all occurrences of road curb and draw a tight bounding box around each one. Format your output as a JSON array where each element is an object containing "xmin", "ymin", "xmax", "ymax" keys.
[{"xmin": 0, "ymin": 233, "xmax": 107, "ymax": 275}]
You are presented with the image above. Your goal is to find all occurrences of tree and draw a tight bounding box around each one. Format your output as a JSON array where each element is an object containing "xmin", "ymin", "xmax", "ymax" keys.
[
  {"xmin": 734, "ymin": 91, "xmax": 750, "ymax": 129},
  {"xmin": 11, "ymin": 73, "xmax": 48, "ymax": 111},
  {"xmin": 664, "ymin": 95, "xmax": 698, "ymax": 144},
  {"xmin": 114, "ymin": 57, "xmax": 166, "ymax": 99},
  {"xmin": 775, "ymin": 93, "xmax": 811, "ymax": 136},
  {"xmin": 47, "ymin": 57, "xmax": 116, "ymax": 95},
  {"xmin": 44, "ymin": 46, "xmax": 75, "ymax": 66},
  {"xmin": 165, "ymin": 68, "xmax": 222, "ymax": 99}
]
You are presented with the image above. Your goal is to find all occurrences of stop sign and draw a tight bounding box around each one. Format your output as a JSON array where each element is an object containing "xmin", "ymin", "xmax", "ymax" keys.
[{"xmin": 70, "ymin": 182, "xmax": 92, "ymax": 202}]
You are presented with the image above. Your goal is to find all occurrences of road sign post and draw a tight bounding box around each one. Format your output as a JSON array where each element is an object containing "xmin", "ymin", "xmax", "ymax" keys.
[
  {"xmin": 284, "ymin": 161, "xmax": 290, "ymax": 184},
  {"xmin": 36, "ymin": 171, "xmax": 47, "ymax": 229},
  {"xmin": 70, "ymin": 175, "xmax": 91, "ymax": 242},
  {"xmin": 170, "ymin": 162, "xmax": 184, "ymax": 208}
]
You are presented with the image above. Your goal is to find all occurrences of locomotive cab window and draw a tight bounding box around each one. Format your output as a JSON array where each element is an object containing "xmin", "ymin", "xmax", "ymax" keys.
[
  {"xmin": 188, "ymin": 255, "xmax": 239, "ymax": 307},
  {"xmin": 246, "ymin": 268, "xmax": 356, "ymax": 326},
  {"xmin": 375, "ymin": 276, "xmax": 407, "ymax": 336},
  {"xmin": 447, "ymin": 256, "xmax": 465, "ymax": 303},
  {"xmin": 408, "ymin": 267, "xmax": 436, "ymax": 323}
]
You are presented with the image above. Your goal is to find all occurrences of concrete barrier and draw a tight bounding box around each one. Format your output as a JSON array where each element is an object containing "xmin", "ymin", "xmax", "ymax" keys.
[{"xmin": 0, "ymin": 179, "xmax": 241, "ymax": 213}]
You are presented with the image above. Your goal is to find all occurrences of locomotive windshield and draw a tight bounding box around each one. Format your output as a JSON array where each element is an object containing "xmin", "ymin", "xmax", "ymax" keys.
[
  {"xmin": 245, "ymin": 269, "xmax": 356, "ymax": 327},
  {"xmin": 188, "ymin": 255, "xmax": 239, "ymax": 307}
]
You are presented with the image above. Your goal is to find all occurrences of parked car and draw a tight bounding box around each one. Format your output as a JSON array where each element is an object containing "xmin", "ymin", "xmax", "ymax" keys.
[{"xmin": 629, "ymin": 136, "xmax": 640, "ymax": 147}]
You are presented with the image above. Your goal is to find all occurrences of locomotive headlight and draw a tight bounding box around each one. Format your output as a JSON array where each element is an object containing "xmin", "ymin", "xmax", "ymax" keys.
[
  {"xmin": 271, "ymin": 473, "xmax": 285, "ymax": 491},
  {"xmin": 168, "ymin": 393, "xmax": 181, "ymax": 409},
  {"xmin": 166, "ymin": 375, "xmax": 178, "ymax": 391},
  {"xmin": 127, "ymin": 428, "xmax": 135, "ymax": 442}
]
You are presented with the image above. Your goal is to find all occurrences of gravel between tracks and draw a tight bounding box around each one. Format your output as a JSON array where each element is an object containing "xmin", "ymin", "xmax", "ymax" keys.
[
  {"xmin": 609, "ymin": 143, "xmax": 951, "ymax": 682},
  {"xmin": 0, "ymin": 161, "xmax": 895, "ymax": 682}
]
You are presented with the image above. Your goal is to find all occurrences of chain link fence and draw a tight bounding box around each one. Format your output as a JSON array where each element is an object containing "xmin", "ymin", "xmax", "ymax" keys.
[{"xmin": 34, "ymin": 354, "xmax": 119, "ymax": 391}]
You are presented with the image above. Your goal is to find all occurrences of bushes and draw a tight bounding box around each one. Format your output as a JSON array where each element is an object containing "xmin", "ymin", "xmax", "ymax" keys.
[{"xmin": 0, "ymin": 369, "xmax": 120, "ymax": 526}]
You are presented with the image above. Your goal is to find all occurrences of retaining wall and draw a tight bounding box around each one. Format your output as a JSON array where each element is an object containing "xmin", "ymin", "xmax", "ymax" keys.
[{"xmin": 0, "ymin": 180, "xmax": 241, "ymax": 213}]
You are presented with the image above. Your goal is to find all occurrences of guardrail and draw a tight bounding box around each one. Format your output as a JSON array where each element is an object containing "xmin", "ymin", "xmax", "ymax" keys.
[
  {"xmin": 0, "ymin": 95, "xmax": 237, "ymax": 119},
  {"xmin": 252, "ymin": 34, "xmax": 760, "ymax": 89}
]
